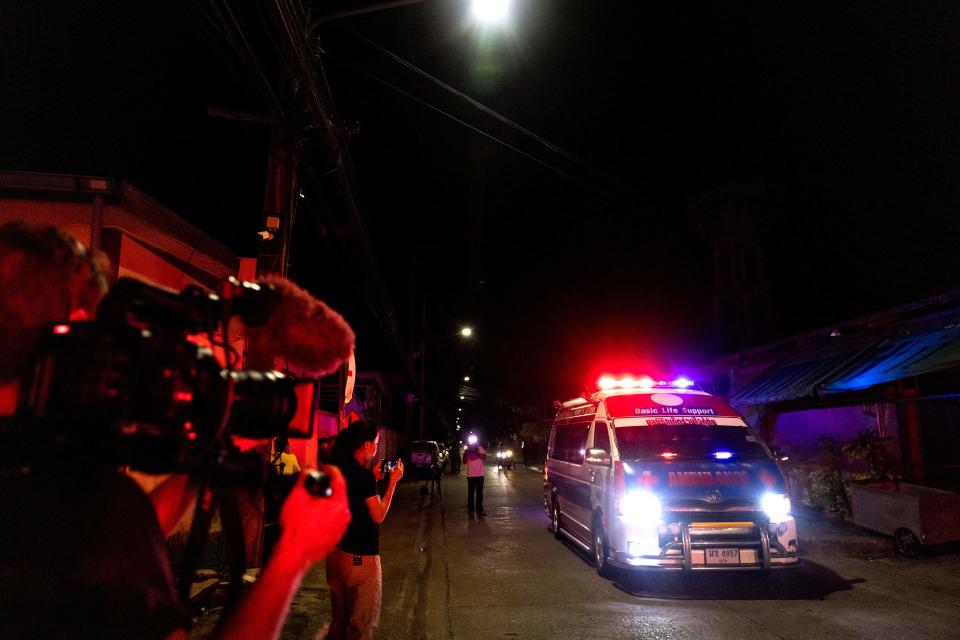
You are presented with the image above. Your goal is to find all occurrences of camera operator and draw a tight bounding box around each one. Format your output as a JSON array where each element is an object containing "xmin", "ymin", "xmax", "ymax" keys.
[
  {"xmin": 0, "ymin": 222, "xmax": 352, "ymax": 640},
  {"xmin": 326, "ymin": 420, "xmax": 404, "ymax": 640}
]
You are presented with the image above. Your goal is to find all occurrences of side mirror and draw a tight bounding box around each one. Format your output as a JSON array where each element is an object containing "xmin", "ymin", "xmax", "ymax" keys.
[
  {"xmin": 771, "ymin": 447, "xmax": 789, "ymax": 462},
  {"xmin": 585, "ymin": 448, "xmax": 611, "ymax": 467}
]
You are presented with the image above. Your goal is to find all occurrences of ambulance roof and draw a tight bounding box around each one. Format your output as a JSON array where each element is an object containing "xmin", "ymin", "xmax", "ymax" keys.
[{"xmin": 558, "ymin": 387, "xmax": 742, "ymax": 421}]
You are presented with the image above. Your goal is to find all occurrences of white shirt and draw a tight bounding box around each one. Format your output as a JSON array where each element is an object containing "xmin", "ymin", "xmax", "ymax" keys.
[{"xmin": 465, "ymin": 447, "xmax": 485, "ymax": 477}]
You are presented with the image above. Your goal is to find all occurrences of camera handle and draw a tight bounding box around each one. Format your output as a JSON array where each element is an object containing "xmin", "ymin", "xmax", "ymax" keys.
[{"xmin": 176, "ymin": 479, "xmax": 249, "ymax": 615}]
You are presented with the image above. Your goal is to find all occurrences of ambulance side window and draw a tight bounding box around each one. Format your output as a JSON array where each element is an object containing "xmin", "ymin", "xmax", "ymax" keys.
[
  {"xmin": 555, "ymin": 423, "xmax": 589, "ymax": 463},
  {"xmin": 593, "ymin": 422, "xmax": 609, "ymax": 453}
]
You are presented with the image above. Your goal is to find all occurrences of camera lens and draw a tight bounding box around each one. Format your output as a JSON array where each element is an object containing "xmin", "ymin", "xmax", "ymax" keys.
[{"xmin": 225, "ymin": 371, "xmax": 300, "ymax": 439}]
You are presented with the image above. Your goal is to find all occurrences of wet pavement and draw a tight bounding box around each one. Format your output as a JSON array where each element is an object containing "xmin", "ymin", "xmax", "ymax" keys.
[{"xmin": 191, "ymin": 462, "xmax": 960, "ymax": 639}]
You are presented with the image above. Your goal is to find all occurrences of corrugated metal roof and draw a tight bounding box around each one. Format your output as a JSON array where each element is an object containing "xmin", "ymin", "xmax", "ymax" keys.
[
  {"xmin": 825, "ymin": 325, "xmax": 960, "ymax": 393},
  {"xmin": 732, "ymin": 314, "xmax": 960, "ymax": 406},
  {"xmin": 731, "ymin": 336, "xmax": 877, "ymax": 405}
]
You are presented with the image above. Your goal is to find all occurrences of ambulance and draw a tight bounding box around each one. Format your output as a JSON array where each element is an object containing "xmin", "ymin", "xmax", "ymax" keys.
[{"xmin": 544, "ymin": 376, "xmax": 799, "ymax": 575}]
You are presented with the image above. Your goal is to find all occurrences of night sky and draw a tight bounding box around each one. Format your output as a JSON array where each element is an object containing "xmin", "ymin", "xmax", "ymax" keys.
[{"xmin": 2, "ymin": 1, "xmax": 959, "ymax": 406}]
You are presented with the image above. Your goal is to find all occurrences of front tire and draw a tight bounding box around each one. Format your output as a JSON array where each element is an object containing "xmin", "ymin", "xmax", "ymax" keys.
[
  {"xmin": 593, "ymin": 517, "xmax": 614, "ymax": 578},
  {"xmin": 551, "ymin": 498, "xmax": 563, "ymax": 540}
]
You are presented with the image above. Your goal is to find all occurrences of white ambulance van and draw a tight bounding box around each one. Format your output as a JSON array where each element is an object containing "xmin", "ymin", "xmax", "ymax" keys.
[{"xmin": 544, "ymin": 376, "xmax": 798, "ymax": 576}]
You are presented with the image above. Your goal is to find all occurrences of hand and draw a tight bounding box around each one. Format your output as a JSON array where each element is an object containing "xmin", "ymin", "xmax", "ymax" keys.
[
  {"xmin": 276, "ymin": 465, "xmax": 351, "ymax": 568},
  {"xmin": 390, "ymin": 459, "xmax": 404, "ymax": 484},
  {"xmin": 372, "ymin": 459, "xmax": 385, "ymax": 481}
]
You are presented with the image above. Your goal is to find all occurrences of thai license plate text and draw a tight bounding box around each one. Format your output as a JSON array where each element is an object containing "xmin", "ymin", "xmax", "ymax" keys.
[{"xmin": 706, "ymin": 548, "xmax": 740, "ymax": 564}]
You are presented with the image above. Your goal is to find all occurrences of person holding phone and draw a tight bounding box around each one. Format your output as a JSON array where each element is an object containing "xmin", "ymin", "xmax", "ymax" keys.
[{"xmin": 325, "ymin": 421, "xmax": 403, "ymax": 640}]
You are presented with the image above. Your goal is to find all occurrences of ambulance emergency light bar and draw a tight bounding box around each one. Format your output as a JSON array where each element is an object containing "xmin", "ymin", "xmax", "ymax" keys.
[{"xmin": 597, "ymin": 375, "xmax": 695, "ymax": 391}]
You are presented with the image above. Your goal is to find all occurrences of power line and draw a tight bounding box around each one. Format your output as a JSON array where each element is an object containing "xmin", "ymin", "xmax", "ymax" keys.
[
  {"xmin": 340, "ymin": 60, "xmax": 622, "ymax": 202},
  {"xmin": 339, "ymin": 27, "xmax": 632, "ymax": 195},
  {"xmin": 268, "ymin": 0, "xmax": 405, "ymax": 357},
  {"xmin": 199, "ymin": 0, "xmax": 285, "ymax": 119},
  {"xmin": 193, "ymin": 0, "xmax": 406, "ymax": 362}
]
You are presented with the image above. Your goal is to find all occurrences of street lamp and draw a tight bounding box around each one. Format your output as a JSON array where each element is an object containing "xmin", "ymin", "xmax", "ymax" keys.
[
  {"xmin": 417, "ymin": 324, "xmax": 475, "ymax": 439},
  {"xmin": 471, "ymin": 0, "xmax": 511, "ymax": 24},
  {"xmin": 464, "ymin": 375, "xmax": 471, "ymax": 382}
]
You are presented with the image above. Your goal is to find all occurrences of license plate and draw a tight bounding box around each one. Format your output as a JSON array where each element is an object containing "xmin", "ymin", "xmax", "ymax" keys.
[{"xmin": 706, "ymin": 548, "xmax": 740, "ymax": 565}]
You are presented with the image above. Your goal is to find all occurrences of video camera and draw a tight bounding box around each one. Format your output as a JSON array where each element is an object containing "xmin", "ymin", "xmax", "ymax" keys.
[{"xmin": 14, "ymin": 276, "xmax": 317, "ymax": 473}]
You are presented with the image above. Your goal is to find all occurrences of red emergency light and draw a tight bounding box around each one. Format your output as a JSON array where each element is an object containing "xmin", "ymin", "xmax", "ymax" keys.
[{"xmin": 597, "ymin": 375, "xmax": 694, "ymax": 391}]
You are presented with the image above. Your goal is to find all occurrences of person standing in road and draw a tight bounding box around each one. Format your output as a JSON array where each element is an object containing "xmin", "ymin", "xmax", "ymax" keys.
[
  {"xmin": 325, "ymin": 421, "xmax": 403, "ymax": 640},
  {"xmin": 463, "ymin": 435, "xmax": 486, "ymax": 516}
]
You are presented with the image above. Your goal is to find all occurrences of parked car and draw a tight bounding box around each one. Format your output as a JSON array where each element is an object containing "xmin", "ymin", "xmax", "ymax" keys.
[{"xmin": 409, "ymin": 440, "xmax": 443, "ymax": 470}]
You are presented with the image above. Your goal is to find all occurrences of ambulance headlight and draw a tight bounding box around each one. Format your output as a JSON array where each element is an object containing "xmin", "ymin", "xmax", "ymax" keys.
[
  {"xmin": 618, "ymin": 491, "xmax": 662, "ymax": 523},
  {"xmin": 496, "ymin": 452, "xmax": 502, "ymax": 458},
  {"xmin": 761, "ymin": 493, "xmax": 791, "ymax": 523}
]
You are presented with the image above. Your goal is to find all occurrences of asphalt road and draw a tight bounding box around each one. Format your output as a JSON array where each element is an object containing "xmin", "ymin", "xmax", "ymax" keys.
[{"xmin": 193, "ymin": 462, "xmax": 960, "ymax": 639}]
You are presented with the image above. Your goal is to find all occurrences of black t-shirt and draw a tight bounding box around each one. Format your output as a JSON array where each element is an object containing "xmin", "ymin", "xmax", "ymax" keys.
[
  {"xmin": 337, "ymin": 459, "xmax": 380, "ymax": 556},
  {"xmin": 0, "ymin": 466, "xmax": 191, "ymax": 639}
]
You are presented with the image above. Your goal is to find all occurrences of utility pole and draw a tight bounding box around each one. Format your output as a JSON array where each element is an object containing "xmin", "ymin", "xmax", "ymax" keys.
[
  {"xmin": 205, "ymin": 106, "xmax": 295, "ymax": 282},
  {"xmin": 418, "ymin": 296, "xmax": 427, "ymax": 440},
  {"xmin": 689, "ymin": 184, "xmax": 773, "ymax": 352},
  {"xmin": 257, "ymin": 129, "xmax": 298, "ymax": 280}
]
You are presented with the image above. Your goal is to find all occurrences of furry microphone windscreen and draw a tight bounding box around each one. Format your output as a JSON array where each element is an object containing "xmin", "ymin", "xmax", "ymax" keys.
[{"xmin": 244, "ymin": 274, "xmax": 355, "ymax": 375}]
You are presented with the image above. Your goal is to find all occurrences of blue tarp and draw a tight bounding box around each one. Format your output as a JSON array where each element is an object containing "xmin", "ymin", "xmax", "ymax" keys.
[
  {"xmin": 731, "ymin": 337, "xmax": 878, "ymax": 406},
  {"xmin": 732, "ymin": 323, "xmax": 960, "ymax": 405},
  {"xmin": 825, "ymin": 327, "xmax": 960, "ymax": 393}
]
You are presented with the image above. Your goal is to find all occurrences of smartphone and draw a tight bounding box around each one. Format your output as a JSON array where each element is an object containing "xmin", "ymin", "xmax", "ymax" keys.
[{"xmin": 380, "ymin": 459, "xmax": 398, "ymax": 473}]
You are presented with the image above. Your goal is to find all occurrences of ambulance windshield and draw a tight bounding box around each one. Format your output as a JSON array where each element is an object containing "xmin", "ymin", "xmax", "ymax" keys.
[{"xmin": 614, "ymin": 424, "xmax": 768, "ymax": 461}]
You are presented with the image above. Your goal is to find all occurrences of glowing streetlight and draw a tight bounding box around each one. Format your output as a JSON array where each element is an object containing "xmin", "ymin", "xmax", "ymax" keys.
[
  {"xmin": 471, "ymin": 0, "xmax": 511, "ymax": 24},
  {"xmin": 417, "ymin": 324, "xmax": 475, "ymax": 439},
  {"xmin": 459, "ymin": 395, "xmax": 465, "ymax": 400},
  {"xmin": 464, "ymin": 375, "xmax": 471, "ymax": 382}
]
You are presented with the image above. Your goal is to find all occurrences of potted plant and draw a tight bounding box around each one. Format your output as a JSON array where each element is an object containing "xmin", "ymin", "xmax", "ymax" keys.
[{"xmin": 807, "ymin": 435, "xmax": 852, "ymax": 516}]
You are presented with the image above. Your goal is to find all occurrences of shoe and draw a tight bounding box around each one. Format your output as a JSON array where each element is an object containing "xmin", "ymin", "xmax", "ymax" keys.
[{"xmin": 478, "ymin": 511, "xmax": 487, "ymax": 517}]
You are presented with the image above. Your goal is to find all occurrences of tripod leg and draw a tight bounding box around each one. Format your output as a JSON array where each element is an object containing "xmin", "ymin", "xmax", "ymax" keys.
[
  {"xmin": 218, "ymin": 489, "xmax": 248, "ymax": 612},
  {"xmin": 177, "ymin": 481, "xmax": 216, "ymax": 606}
]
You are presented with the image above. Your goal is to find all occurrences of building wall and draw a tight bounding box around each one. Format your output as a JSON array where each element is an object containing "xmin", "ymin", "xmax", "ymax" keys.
[{"xmin": 769, "ymin": 403, "xmax": 900, "ymax": 458}]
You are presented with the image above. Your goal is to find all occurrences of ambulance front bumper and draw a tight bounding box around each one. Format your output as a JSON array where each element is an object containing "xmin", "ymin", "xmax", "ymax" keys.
[{"xmin": 611, "ymin": 516, "xmax": 799, "ymax": 571}]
